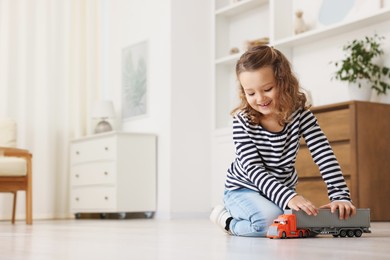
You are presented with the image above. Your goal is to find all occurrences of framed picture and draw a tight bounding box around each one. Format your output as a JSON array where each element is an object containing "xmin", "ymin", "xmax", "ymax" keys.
[
  {"xmin": 293, "ymin": 0, "xmax": 381, "ymax": 31},
  {"xmin": 318, "ymin": 0, "xmax": 381, "ymax": 26},
  {"xmin": 122, "ymin": 40, "xmax": 148, "ymax": 120}
]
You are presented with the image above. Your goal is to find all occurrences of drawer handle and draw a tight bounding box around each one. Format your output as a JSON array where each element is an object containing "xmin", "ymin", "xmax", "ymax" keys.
[
  {"xmin": 75, "ymin": 174, "xmax": 79, "ymax": 178},
  {"xmin": 76, "ymin": 151, "xmax": 80, "ymax": 155},
  {"xmin": 104, "ymin": 171, "xmax": 108, "ymax": 176},
  {"xmin": 104, "ymin": 196, "xmax": 109, "ymax": 200},
  {"xmin": 75, "ymin": 197, "xmax": 79, "ymax": 201},
  {"xmin": 104, "ymin": 147, "xmax": 109, "ymax": 151}
]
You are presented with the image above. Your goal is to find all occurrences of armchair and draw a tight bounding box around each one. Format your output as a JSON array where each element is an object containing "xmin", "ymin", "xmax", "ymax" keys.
[{"xmin": 0, "ymin": 119, "xmax": 32, "ymax": 224}]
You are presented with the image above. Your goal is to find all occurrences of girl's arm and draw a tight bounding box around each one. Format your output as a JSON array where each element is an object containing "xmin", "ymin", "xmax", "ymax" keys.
[{"xmin": 300, "ymin": 110, "xmax": 351, "ymax": 202}]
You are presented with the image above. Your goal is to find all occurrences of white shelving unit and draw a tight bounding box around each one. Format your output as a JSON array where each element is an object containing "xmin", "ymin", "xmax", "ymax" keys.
[
  {"xmin": 274, "ymin": 7, "xmax": 390, "ymax": 53},
  {"xmin": 211, "ymin": 0, "xmax": 390, "ymax": 206},
  {"xmin": 213, "ymin": 0, "xmax": 270, "ymax": 129},
  {"xmin": 213, "ymin": 0, "xmax": 390, "ymax": 131}
]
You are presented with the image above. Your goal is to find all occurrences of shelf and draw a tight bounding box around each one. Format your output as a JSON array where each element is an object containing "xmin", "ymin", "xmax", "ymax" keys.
[
  {"xmin": 215, "ymin": 52, "xmax": 242, "ymax": 65},
  {"xmin": 214, "ymin": 0, "xmax": 269, "ymax": 130},
  {"xmin": 215, "ymin": 0, "xmax": 268, "ymax": 17},
  {"xmin": 273, "ymin": 7, "xmax": 390, "ymax": 49}
]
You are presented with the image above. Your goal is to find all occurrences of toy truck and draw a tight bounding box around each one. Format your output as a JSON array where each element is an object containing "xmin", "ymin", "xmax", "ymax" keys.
[{"xmin": 267, "ymin": 208, "xmax": 371, "ymax": 239}]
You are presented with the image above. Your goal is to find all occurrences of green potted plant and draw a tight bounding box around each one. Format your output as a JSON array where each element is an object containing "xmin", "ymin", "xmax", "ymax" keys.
[{"xmin": 332, "ymin": 34, "xmax": 390, "ymax": 100}]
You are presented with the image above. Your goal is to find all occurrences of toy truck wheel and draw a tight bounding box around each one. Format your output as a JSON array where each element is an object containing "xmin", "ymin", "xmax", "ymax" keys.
[
  {"xmin": 299, "ymin": 231, "xmax": 303, "ymax": 238},
  {"xmin": 339, "ymin": 230, "xmax": 347, "ymax": 237},
  {"xmin": 354, "ymin": 230, "xmax": 362, "ymax": 237},
  {"xmin": 332, "ymin": 234, "xmax": 338, "ymax": 238},
  {"xmin": 282, "ymin": 232, "xmax": 287, "ymax": 239},
  {"xmin": 347, "ymin": 230, "xmax": 355, "ymax": 237}
]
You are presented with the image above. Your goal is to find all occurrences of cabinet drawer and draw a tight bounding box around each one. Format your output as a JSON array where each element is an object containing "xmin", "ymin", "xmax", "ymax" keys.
[
  {"xmin": 71, "ymin": 187, "xmax": 116, "ymax": 211},
  {"xmin": 296, "ymin": 142, "xmax": 351, "ymax": 178},
  {"xmin": 71, "ymin": 162, "xmax": 116, "ymax": 186},
  {"xmin": 315, "ymin": 108, "xmax": 350, "ymax": 142},
  {"xmin": 296, "ymin": 177, "xmax": 351, "ymax": 207},
  {"xmin": 71, "ymin": 137, "xmax": 116, "ymax": 164}
]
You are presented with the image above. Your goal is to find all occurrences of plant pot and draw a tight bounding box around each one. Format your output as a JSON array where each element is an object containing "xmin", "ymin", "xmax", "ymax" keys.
[
  {"xmin": 371, "ymin": 92, "xmax": 390, "ymax": 104},
  {"xmin": 348, "ymin": 83, "xmax": 372, "ymax": 101}
]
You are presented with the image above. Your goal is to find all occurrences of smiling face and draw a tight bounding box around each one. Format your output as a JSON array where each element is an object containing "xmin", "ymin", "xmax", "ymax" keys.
[
  {"xmin": 232, "ymin": 45, "xmax": 307, "ymax": 125},
  {"xmin": 238, "ymin": 66, "xmax": 278, "ymax": 117}
]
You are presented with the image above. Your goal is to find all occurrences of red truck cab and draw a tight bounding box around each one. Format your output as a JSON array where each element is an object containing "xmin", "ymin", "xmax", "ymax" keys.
[{"xmin": 267, "ymin": 213, "xmax": 309, "ymax": 239}]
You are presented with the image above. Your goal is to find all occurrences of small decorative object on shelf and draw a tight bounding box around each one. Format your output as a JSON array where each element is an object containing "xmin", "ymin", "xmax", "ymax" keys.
[
  {"xmin": 294, "ymin": 10, "xmax": 309, "ymax": 35},
  {"xmin": 229, "ymin": 47, "xmax": 240, "ymax": 55},
  {"xmin": 244, "ymin": 37, "xmax": 269, "ymax": 51},
  {"xmin": 331, "ymin": 34, "xmax": 390, "ymax": 99},
  {"xmin": 267, "ymin": 209, "xmax": 371, "ymax": 239}
]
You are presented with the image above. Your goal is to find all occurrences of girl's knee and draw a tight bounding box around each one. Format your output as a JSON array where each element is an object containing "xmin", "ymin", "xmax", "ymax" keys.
[
  {"xmin": 228, "ymin": 204, "xmax": 283, "ymax": 237},
  {"xmin": 250, "ymin": 207, "xmax": 282, "ymax": 227}
]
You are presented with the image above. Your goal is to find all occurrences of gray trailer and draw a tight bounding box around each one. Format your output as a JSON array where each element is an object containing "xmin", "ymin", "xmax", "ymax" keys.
[{"xmin": 291, "ymin": 208, "xmax": 371, "ymax": 237}]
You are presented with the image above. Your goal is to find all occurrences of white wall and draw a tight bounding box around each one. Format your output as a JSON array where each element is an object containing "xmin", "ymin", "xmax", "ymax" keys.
[
  {"xmin": 106, "ymin": 0, "xmax": 212, "ymax": 218},
  {"xmin": 170, "ymin": 0, "xmax": 212, "ymax": 217}
]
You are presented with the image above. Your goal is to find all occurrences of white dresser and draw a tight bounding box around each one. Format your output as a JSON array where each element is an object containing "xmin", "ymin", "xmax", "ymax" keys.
[{"xmin": 70, "ymin": 132, "xmax": 157, "ymax": 218}]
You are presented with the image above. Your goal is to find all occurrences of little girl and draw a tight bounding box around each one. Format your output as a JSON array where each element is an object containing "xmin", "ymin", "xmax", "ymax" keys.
[{"xmin": 210, "ymin": 45, "xmax": 356, "ymax": 237}]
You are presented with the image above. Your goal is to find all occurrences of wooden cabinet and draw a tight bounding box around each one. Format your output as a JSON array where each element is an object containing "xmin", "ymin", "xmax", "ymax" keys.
[
  {"xmin": 70, "ymin": 132, "xmax": 157, "ymax": 218},
  {"xmin": 295, "ymin": 101, "xmax": 390, "ymax": 221}
]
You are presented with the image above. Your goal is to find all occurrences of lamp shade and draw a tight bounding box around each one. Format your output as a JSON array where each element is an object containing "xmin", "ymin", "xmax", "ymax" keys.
[{"xmin": 91, "ymin": 100, "xmax": 115, "ymax": 119}]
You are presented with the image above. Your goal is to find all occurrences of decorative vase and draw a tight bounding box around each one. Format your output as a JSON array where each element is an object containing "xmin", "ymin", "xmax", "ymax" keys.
[
  {"xmin": 371, "ymin": 92, "xmax": 390, "ymax": 104},
  {"xmin": 379, "ymin": 94, "xmax": 390, "ymax": 104},
  {"xmin": 348, "ymin": 82, "xmax": 372, "ymax": 101},
  {"xmin": 294, "ymin": 10, "xmax": 309, "ymax": 34}
]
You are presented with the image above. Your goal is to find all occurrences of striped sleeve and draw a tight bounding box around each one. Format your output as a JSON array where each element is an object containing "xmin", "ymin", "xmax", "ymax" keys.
[
  {"xmin": 232, "ymin": 114, "xmax": 297, "ymax": 209},
  {"xmin": 300, "ymin": 110, "xmax": 351, "ymax": 202}
]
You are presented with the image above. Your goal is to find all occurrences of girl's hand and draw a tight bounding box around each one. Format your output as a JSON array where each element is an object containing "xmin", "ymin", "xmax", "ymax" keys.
[
  {"xmin": 287, "ymin": 195, "xmax": 318, "ymax": 216},
  {"xmin": 320, "ymin": 201, "xmax": 356, "ymax": 220}
]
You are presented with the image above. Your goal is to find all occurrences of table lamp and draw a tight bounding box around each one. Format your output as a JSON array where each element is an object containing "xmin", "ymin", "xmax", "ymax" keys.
[{"xmin": 92, "ymin": 100, "xmax": 115, "ymax": 134}]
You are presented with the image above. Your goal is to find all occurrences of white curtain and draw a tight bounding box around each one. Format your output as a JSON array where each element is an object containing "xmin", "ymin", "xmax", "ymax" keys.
[{"xmin": 0, "ymin": 0, "xmax": 102, "ymax": 219}]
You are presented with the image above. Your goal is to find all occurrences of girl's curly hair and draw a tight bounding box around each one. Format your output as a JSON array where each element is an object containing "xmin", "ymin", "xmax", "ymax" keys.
[{"xmin": 231, "ymin": 45, "xmax": 310, "ymax": 125}]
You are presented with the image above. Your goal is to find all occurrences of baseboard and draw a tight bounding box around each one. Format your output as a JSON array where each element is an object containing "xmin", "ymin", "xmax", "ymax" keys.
[
  {"xmin": 0, "ymin": 212, "xmax": 74, "ymax": 222},
  {"xmin": 1, "ymin": 211, "xmax": 211, "ymax": 221}
]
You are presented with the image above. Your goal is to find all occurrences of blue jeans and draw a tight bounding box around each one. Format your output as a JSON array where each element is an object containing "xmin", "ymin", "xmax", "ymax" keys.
[{"xmin": 224, "ymin": 188, "xmax": 283, "ymax": 237}]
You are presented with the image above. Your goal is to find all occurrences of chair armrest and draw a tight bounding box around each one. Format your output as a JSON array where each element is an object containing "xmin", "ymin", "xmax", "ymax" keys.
[{"xmin": 0, "ymin": 147, "xmax": 32, "ymax": 158}]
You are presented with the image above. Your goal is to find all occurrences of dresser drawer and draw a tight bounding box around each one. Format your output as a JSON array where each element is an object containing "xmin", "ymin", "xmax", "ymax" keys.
[
  {"xmin": 71, "ymin": 187, "xmax": 116, "ymax": 211},
  {"xmin": 296, "ymin": 142, "xmax": 351, "ymax": 178},
  {"xmin": 296, "ymin": 177, "xmax": 351, "ymax": 207},
  {"xmin": 315, "ymin": 108, "xmax": 350, "ymax": 142},
  {"xmin": 71, "ymin": 137, "xmax": 116, "ymax": 163},
  {"xmin": 71, "ymin": 162, "xmax": 116, "ymax": 186}
]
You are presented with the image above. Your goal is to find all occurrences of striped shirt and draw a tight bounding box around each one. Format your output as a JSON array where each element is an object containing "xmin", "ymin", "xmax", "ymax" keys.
[{"xmin": 225, "ymin": 109, "xmax": 351, "ymax": 209}]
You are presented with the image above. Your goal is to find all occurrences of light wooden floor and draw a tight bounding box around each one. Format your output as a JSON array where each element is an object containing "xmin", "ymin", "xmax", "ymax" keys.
[{"xmin": 0, "ymin": 219, "xmax": 389, "ymax": 259}]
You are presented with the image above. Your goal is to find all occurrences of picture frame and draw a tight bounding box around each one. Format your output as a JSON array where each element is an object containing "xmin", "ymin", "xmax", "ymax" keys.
[
  {"xmin": 121, "ymin": 40, "xmax": 148, "ymax": 121},
  {"xmin": 318, "ymin": 0, "xmax": 381, "ymax": 26}
]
